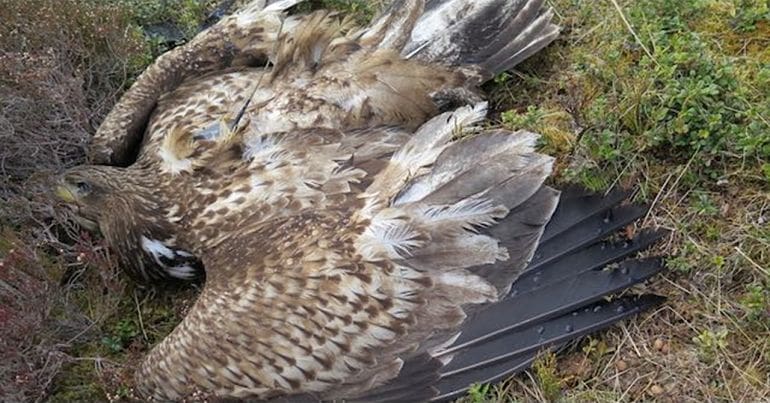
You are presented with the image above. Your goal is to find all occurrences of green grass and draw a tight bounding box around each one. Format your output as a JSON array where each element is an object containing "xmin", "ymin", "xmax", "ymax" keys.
[
  {"xmin": 483, "ymin": 0, "xmax": 769, "ymax": 399},
  {"xmin": 1, "ymin": 0, "xmax": 768, "ymax": 401}
]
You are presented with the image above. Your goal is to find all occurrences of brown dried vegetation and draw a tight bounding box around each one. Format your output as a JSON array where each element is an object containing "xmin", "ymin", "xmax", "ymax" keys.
[{"xmin": 0, "ymin": 0, "xmax": 147, "ymax": 400}]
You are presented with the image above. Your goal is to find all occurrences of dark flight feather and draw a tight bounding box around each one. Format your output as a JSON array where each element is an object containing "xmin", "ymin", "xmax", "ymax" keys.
[{"xmin": 350, "ymin": 187, "xmax": 667, "ymax": 403}]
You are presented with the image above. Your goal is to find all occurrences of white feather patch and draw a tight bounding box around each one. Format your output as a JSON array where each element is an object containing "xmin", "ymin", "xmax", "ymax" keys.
[
  {"xmin": 357, "ymin": 215, "xmax": 426, "ymax": 260},
  {"xmin": 165, "ymin": 265, "xmax": 197, "ymax": 279},
  {"xmin": 140, "ymin": 236, "xmax": 197, "ymax": 280},
  {"xmin": 158, "ymin": 145, "xmax": 193, "ymax": 175},
  {"xmin": 141, "ymin": 236, "xmax": 175, "ymax": 260},
  {"xmin": 416, "ymin": 197, "xmax": 509, "ymax": 231}
]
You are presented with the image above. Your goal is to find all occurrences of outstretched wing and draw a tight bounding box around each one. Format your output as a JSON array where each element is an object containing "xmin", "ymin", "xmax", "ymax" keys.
[
  {"xmin": 134, "ymin": 105, "xmax": 555, "ymax": 400},
  {"xmin": 89, "ymin": 0, "xmax": 304, "ymax": 165},
  {"xmin": 135, "ymin": 105, "xmax": 666, "ymax": 401}
]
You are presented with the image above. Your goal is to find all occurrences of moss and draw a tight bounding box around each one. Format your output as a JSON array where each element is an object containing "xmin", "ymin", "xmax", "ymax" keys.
[
  {"xmin": 48, "ymin": 360, "xmax": 106, "ymax": 403},
  {"xmin": 489, "ymin": 0, "xmax": 770, "ymax": 192}
]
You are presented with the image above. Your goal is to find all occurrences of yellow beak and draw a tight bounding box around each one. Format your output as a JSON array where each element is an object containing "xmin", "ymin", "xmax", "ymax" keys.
[{"xmin": 55, "ymin": 184, "xmax": 77, "ymax": 203}]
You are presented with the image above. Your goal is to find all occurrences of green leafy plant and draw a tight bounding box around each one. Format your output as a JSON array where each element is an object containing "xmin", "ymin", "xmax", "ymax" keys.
[
  {"xmin": 740, "ymin": 284, "xmax": 769, "ymax": 324},
  {"xmin": 693, "ymin": 328, "xmax": 729, "ymax": 363}
]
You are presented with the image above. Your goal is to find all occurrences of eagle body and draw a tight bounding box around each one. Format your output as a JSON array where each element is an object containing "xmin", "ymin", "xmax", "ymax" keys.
[
  {"xmin": 130, "ymin": 103, "xmax": 561, "ymax": 400},
  {"xmin": 55, "ymin": 0, "xmax": 667, "ymax": 401}
]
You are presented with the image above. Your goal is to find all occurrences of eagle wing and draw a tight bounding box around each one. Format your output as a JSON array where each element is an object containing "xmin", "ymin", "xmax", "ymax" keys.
[
  {"xmin": 134, "ymin": 104, "xmax": 667, "ymax": 400},
  {"xmin": 88, "ymin": 0, "xmax": 304, "ymax": 165},
  {"xmin": 134, "ymin": 104, "xmax": 560, "ymax": 400},
  {"xmin": 134, "ymin": 10, "xmax": 466, "ymax": 172},
  {"xmin": 118, "ymin": 0, "xmax": 558, "ymax": 174}
]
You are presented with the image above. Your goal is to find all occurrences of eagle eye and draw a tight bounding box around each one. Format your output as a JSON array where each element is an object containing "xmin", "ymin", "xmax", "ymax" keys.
[{"xmin": 75, "ymin": 181, "xmax": 92, "ymax": 193}]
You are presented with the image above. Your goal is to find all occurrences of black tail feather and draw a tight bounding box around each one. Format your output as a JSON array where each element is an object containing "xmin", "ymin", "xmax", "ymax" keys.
[
  {"xmin": 447, "ymin": 256, "xmax": 665, "ymax": 349},
  {"xmin": 431, "ymin": 295, "xmax": 666, "ymax": 402},
  {"xmin": 432, "ymin": 187, "xmax": 667, "ymax": 399},
  {"xmin": 539, "ymin": 187, "xmax": 631, "ymax": 242},
  {"xmin": 530, "ymin": 203, "xmax": 649, "ymax": 271},
  {"xmin": 514, "ymin": 229, "xmax": 668, "ymax": 295}
]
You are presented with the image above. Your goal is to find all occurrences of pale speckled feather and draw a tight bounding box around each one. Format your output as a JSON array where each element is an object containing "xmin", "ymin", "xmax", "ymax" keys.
[{"xmin": 127, "ymin": 7, "xmax": 473, "ymax": 173}]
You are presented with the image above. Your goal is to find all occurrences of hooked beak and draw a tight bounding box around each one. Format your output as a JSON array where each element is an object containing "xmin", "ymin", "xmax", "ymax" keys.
[
  {"xmin": 54, "ymin": 182, "xmax": 99, "ymax": 231},
  {"xmin": 73, "ymin": 215, "xmax": 99, "ymax": 231},
  {"xmin": 54, "ymin": 183, "xmax": 78, "ymax": 204}
]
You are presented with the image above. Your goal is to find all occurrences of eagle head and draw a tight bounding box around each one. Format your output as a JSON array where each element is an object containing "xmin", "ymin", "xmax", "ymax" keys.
[
  {"xmin": 56, "ymin": 166, "xmax": 122, "ymax": 228},
  {"xmin": 55, "ymin": 165, "xmax": 204, "ymax": 283}
]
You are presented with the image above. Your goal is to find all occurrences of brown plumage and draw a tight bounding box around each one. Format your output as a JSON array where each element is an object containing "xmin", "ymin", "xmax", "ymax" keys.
[{"xmin": 56, "ymin": 0, "xmax": 666, "ymax": 401}]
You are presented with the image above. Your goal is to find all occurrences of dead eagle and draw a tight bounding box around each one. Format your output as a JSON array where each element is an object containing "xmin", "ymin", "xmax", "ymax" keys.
[{"xmin": 56, "ymin": 0, "xmax": 668, "ymax": 401}]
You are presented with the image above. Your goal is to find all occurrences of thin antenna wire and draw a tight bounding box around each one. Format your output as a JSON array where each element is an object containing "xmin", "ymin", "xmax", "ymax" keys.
[{"xmin": 230, "ymin": 17, "xmax": 286, "ymax": 131}]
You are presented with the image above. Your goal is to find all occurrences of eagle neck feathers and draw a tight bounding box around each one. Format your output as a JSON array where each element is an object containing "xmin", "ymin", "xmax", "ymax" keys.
[{"xmin": 101, "ymin": 174, "xmax": 202, "ymax": 282}]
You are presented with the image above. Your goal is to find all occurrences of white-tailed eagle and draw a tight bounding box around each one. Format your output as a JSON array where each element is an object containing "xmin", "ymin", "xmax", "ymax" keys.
[{"xmin": 56, "ymin": 0, "xmax": 667, "ymax": 400}]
